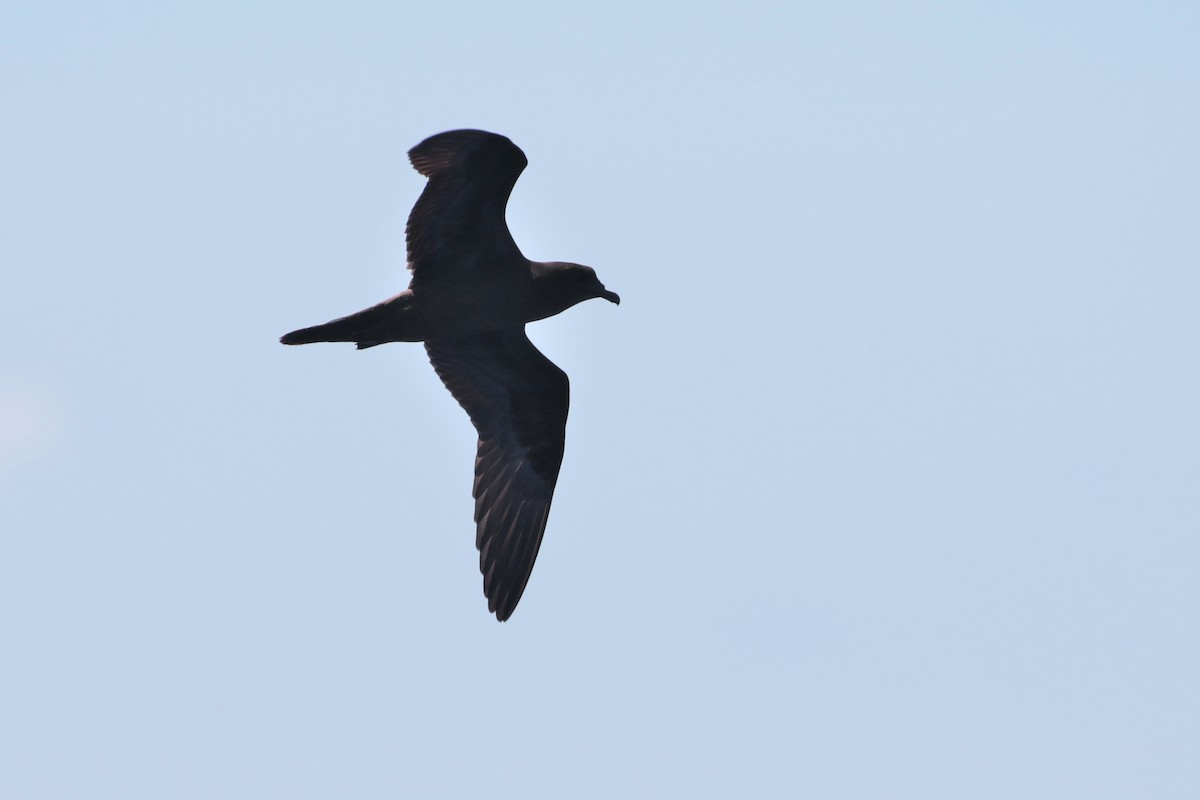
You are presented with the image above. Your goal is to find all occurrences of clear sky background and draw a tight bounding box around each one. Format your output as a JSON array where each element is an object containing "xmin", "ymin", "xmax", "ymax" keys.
[{"xmin": 3, "ymin": 2, "xmax": 1198, "ymax": 798}]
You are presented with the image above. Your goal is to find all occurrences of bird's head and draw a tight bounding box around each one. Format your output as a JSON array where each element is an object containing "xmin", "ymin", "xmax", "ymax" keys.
[{"xmin": 529, "ymin": 261, "xmax": 620, "ymax": 320}]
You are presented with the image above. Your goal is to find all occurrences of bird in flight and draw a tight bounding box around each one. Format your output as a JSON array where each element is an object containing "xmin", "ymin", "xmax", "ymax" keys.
[{"xmin": 281, "ymin": 130, "xmax": 620, "ymax": 621}]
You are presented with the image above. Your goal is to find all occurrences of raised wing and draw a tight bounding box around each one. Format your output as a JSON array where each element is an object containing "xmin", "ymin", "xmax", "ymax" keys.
[
  {"xmin": 405, "ymin": 130, "xmax": 528, "ymax": 288},
  {"xmin": 425, "ymin": 329, "xmax": 569, "ymax": 621}
]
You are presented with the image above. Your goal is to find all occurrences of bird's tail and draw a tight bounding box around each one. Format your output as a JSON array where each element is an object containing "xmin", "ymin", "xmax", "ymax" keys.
[{"xmin": 280, "ymin": 293, "xmax": 413, "ymax": 349}]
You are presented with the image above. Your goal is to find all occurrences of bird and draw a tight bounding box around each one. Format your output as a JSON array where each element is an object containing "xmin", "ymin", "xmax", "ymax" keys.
[{"xmin": 281, "ymin": 130, "xmax": 620, "ymax": 621}]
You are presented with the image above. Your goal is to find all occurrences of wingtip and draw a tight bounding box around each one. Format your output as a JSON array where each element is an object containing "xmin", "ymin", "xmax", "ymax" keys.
[
  {"xmin": 407, "ymin": 129, "xmax": 527, "ymax": 178},
  {"xmin": 489, "ymin": 596, "xmax": 516, "ymax": 622}
]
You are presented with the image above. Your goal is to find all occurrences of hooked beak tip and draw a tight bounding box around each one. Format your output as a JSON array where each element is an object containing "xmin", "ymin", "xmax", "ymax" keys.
[{"xmin": 602, "ymin": 290, "xmax": 621, "ymax": 305}]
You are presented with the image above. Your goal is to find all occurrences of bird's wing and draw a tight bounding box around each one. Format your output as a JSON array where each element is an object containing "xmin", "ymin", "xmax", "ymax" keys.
[
  {"xmin": 405, "ymin": 130, "xmax": 528, "ymax": 288},
  {"xmin": 425, "ymin": 329, "xmax": 569, "ymax": 621}
]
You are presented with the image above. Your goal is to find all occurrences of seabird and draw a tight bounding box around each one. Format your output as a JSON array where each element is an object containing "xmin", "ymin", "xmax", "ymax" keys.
[{"xmin": 281, "ymin": 129, "xmax": 620, "ymax": 621}]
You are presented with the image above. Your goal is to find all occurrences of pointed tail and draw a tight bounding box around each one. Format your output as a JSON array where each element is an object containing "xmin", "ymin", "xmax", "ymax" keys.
[{"xmin": 280, "ymin": 292, "xmax": 413, "ymax": 349}]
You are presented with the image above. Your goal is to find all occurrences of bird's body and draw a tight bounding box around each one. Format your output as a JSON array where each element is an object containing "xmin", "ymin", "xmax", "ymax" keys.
[{"xmin": 281, "ymin": 130, "xmax": 619, "ymax": 621}]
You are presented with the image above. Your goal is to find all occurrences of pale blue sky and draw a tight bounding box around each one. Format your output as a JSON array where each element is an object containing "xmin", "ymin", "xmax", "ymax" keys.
[{"xmin": 3, "ymin": 2, "xmax": 1198, "ymax": 798}]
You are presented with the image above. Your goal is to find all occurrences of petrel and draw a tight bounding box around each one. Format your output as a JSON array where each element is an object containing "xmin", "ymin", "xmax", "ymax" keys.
[{"xmin": 281, "ymin": 130, "xmax": 619, "ymax": 621}]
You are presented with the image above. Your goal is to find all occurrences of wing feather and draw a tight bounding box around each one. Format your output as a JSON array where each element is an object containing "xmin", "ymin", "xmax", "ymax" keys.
[
  {"xmin": 405, "ymin": 130, "xmax": 528, "ymax": 287},
  {"xmin": 425, "ymin": 329, "xmax": 569, "ymax": 621}
]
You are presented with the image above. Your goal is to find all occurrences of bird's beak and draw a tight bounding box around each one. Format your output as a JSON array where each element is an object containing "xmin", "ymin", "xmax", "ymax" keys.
[{"xmin": 601, "ymin": 289, "xmax": 621, "ymax": 305}]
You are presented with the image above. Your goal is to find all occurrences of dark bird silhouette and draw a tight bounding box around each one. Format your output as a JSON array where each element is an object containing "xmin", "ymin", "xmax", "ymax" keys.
[{"xmin": 281, "ymin": 130, "xmax": 619, "ymax": 621}]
